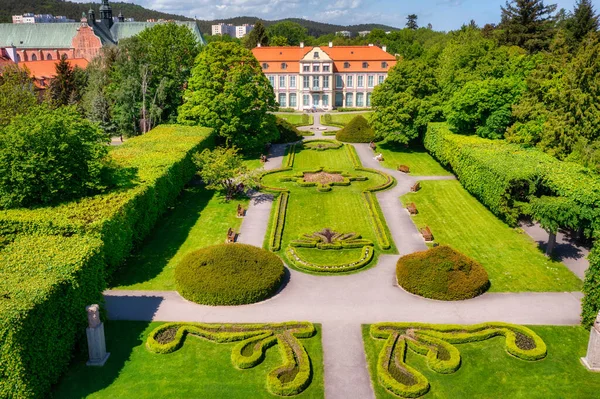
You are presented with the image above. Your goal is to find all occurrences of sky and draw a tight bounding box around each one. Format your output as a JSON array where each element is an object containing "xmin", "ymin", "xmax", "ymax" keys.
[{"xmin": 86, "ymin": 0, "xmax": 583, "ymax": 31}]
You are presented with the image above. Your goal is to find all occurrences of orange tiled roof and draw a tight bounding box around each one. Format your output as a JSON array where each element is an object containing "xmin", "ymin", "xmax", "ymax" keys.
[
  {"xmin": 252, "ymin": 45, "xmax": 396, "ymax": 73},
  {"xmin": 19, "ymin": 58, "xmax": 89, "ymax": 80}
]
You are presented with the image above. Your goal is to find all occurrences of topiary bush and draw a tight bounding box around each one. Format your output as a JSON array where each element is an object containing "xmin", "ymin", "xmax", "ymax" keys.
[
  {"xmin": 275, "ymin": 117, "xmax": 303, "ymax": 143},
  {"xmin": 336, "ymin": 115, "xmax": 375, "ymax": 143},
  {"xmin": 175, "ymin": 243, "xmax": 286, "ymax": 305},
  {"xmin": 396, "ymin": 245, "xmax": 490, "ymax": 301}
]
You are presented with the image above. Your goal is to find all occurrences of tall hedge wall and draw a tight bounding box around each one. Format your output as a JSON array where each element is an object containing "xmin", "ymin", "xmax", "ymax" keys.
[
  {"xmin": 0, "ymin": 235, "xmax": 105, "ymax": 398},
  {"xmin": 0, "ymin": 125, "xmax": 214, "ymax": 275}
]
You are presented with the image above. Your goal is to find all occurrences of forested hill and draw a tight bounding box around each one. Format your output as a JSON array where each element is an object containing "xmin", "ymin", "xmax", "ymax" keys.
[
  {"xmin": 0, "ymin": 0, "xmax": 399, "ymax": 36},
  {"xmin": 0, "ymin": 0, "xmax": 193, "ymax": 23}
]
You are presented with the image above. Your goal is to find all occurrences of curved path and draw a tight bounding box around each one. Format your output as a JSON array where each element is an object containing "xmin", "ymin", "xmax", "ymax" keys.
[{"xmin": 105, "ymin": 120, "xmax": 585, "ymax": 399}]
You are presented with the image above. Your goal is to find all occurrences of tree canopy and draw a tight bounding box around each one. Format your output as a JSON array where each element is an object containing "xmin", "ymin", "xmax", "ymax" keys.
[
  {"xmin": 0, "ymin": 65, "xmax": 37, "ymax": 127},
  {"xmin": 499, "ymin": 0, "xmax": 558, "ymax": 53}
]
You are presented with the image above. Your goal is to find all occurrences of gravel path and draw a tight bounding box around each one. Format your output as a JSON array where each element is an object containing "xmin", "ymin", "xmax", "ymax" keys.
[{"xmin": 104, "ymin": 126, "xmax": 586, "ymax": 399}]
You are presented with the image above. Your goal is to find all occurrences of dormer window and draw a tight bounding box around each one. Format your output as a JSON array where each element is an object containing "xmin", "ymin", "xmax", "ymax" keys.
[
  {"xmin": 313, "ymin": 51, "xmax": 320, "ymax": 59},
  {"xmin": 281, "ymin": 63, "xmax": 287, "ymax": 70},
  {"xmin": 344, "ymin": 62, "xmax": 350, "ymax": 68},
  {"xmin": 381, "ymin": 62, "xmax": 388, "ymax": 68},
  {"xmin": 362, "ymin": 62, "xmax": 368, "ymax": 68},
  {"xmin": 262, "ymin": 63, "xmax": 269, "ymax": 70}
]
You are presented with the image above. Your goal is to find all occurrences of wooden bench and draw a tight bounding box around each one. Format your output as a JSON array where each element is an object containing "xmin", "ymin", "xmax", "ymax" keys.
[
  {"xmin": 410, "ymin": 182, "xmax": 421, "ymax": 192},
  {"xmin": 237, "ymin": 204, "xmax": 246, "ymax": 218},
  {"xmin": 369, "ymin": 142, "xmax": 377, "ymax": 151},
  {"xmin": 407, "ymin": 203, "xmax": 418, "ymax": 215},
  {"xmin": 420, "ymin": 226, "xmax": 433, "ymax": 242},
  {"xmin": 398, "ymin": 165, "xmax": 410, "ymax": 173},
  {"xmin": 226, "ymin": 228, "xmax": 236, "ymax": 243}
]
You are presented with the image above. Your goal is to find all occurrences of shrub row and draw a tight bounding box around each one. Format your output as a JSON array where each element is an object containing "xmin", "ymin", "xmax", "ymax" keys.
[
  {"xmin": 0, "ymin": 125, "xmax": 214, "ymax": 273},
  {"xmin": 370, "ymin": 322, "xmax": 547, "ymax": 398},
  {"xmin": 268, "ymin": 333, "xmax": 313, "ymax": 396},
  {"xmin": 362, "ymin": 192, "xmax": 392, "ymax": 250},
  {"xmin": 174, "ymin": 244, "xmax": 285, "ymax": 306},
  {"xmin": 284, "ymin": 144, "xmax": 296, "ymax": 168},
  {"xmin": 0, "ymin": 235, "xmax": 105, "ymax": 399},
  {"xmin": 346, "ymin": 144, "xmax": 363, "ymax": 168},
  {"xmin": 302, "ymin": 140, "xmax": 343, "ymax": 150},
  {"xmin": 270, "ymin": 192, "xmax": 289, "ymax": 251},
  {"xmin": 286, "ymin": 246, "xmax": 374, "ymax": 273}
]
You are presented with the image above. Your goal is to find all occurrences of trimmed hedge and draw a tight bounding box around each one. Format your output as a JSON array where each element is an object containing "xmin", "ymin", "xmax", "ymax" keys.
[
  {"xmin": 336, "ymin": 115, "xmax": 375, "ymax": 143},
  {"xmin": 270, "ymin": 192, "xmax": 289, "ymax": 251},
  {"xmin": 302, "ymin": 139, "xmax": 343, "ymax": 151},
  {"xmin": 362, "ymin": 192, "xmax": 392, "ymax": 250},
  {"xmin": 284, "ymin": 144, "xmax": 296, "ymax": 168},
  {"xmin": 396, "ymin": 246, "xmax": 490, "ymax": 301},
  {"xmin": 174, "ymin": 243, "xmax": 286, "ymax": 305},
  {"xmin": 146, "ymin": 321, "xmax": 316, "ymax": 396},
  {"xmin": 0, "ymin": 125, "xmax": 214, "ymax": 274},
  {"xmin": 370, "ymin": 322, "xmax": 547, "ymax": 398},
  {"xmin": 287, "ymin": 246, "xmax": 374, "ymax": 273},
  {"xmin": 0, "ymin": 235, "xmax": 105, "ymax": 399}
]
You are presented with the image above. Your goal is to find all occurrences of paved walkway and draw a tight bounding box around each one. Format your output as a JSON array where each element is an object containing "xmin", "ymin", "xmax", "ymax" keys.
[
  {"xmin": 105, "ymin": 128, "xmax": 586, "ymax": 399},
  {"xmin": 298, "ymin": 112, "xmax": 340, "ymax": 139}
]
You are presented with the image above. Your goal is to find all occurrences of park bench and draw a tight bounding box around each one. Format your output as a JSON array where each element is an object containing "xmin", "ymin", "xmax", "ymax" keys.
[
  {"xmin": 398, "ymin": 165, "xmax": 410, "ymax": 173},
  {"xmin": 226, "ymin": 228, "xmax": 237, "ymax": 243},
  {"xmin": 411, "ymin": 182, "xmax": 421, "ymax": 192},
  {"xmin": 407, "ymin": 203, "xmax": 418, "ymax": 215},
  {"xmin": 420, "ymin": 226, "xmax": 433, "ymax": 242},
  {"xmin": 237, "ymin": 204, "xmax": 246, "ymax": 218}
]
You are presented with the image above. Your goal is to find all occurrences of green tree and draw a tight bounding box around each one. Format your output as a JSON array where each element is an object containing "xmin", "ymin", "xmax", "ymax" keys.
[
  {"xmin": 269, "ymin": 35, "xmax": 289, "ymax": 46},
  {"xmin": 193, "ymin": 147, "xmax": 260, "ymax": 200},
  {"xmin": 267, "ymin": 21, "xmax": 308, "ymax": 46},
  {"xmin": 81, "ymin": 48, "xmax": 117, "ymax": 136},
  {"xmin": 245, "ymin": 21, "xmax": 269, "ymax": 49},
  {"xmin": 499, "ymin": 0, "xmax": 558, "ymax": 53},
  {"xmin": 0, "ymin": 105, "xmax": 108, "ymax": 209},
  {"xmin": 406, "ymin": 14, "xmax": 419, "ymax": 30},
  {"xmin": 566, "ymin": 0, "xmax": 599, "ymax": 43},
  {"xmin": 178, "ymin": 42, "xmax": 278, "ymax": 152},
  {"xmin": 0, "ymin": 64, "xmax": 37, "ymax": 127},
  {"xmin": 371, "ymin": 59, "xmax": 440, "ymax": 144},
  {"xmin": 49, "ymin": 54, "xmax": 87, "ymax": 108}
]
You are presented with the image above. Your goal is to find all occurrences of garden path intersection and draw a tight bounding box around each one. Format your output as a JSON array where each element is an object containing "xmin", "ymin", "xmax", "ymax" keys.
[{"xmin": 105, "ymin": 120, "xmax": 586, "ymax": 399}]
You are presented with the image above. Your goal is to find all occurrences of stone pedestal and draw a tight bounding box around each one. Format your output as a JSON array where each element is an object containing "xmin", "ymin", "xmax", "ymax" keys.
[
  {"xmin": 582, "ymin": 326, "xmax": 600, "ymax": 372},
  {"xmin": 86, "ymin": 304, "xmax": 110, "ymax": 367}
]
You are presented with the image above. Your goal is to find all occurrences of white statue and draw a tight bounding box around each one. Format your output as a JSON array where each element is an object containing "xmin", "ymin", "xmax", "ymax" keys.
[{"xmin": 86, "ymin": 304, "xmax": 101, "ymax": 328}]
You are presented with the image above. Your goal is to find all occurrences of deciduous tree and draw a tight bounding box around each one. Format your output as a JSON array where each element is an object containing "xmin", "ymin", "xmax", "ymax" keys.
[{"xmin": 0, "ymin": 64, "xmax": 37, "ymax": 127}]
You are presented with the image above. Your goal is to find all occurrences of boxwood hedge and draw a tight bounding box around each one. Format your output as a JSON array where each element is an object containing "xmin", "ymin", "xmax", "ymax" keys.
[
  {"xmin": 0, "ymin": 235, "xmax": 105, "ymax": 399},
  {"xmin": 336, "ymin": 115, "xmax": 375, "ymax": 143},
  {"xmin": 175, "ymin": 243, "xmax": 286, "ymax": 305}
]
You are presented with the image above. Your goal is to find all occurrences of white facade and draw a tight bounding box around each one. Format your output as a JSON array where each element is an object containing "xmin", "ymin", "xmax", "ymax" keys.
[
  {"xmin": 211, "ymin": 23, "xmax": 236, "ymax": 37},
  {"xmin": 236, "ymin": 24, "xmax": 254, "ymax": 39},
  {"xmin": 12, "ymin": 13, "xmax": 74, "ymax": 24},
  {"xmin": 336, "ymin": 30, "xmax": 352, "ymax": 38},
  {"xmin": 358, "ymin": 31, "xmax": 371, "ymax": 37}
]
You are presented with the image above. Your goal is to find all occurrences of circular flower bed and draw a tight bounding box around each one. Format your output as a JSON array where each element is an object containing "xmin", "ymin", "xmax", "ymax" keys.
[
  {"xmin": 303, "ymin": 171, "xmax": 344, "ymax": 184},
  {"xmin": 396, "ymin": 245, "xmax": 490, "ymax": 301},
  {"xmin": 175, "ymin": 243, "xmax": 286, "ymax": 305}
]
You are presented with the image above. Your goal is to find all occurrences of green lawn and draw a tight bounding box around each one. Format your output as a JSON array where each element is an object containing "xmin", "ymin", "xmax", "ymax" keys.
[
  {"xmin": 275, "ymin": 113, "xmax": 313, "ymax": 127},
  {"xmin": 53, "ymin": 321, "xmax": 324, "ymax": 398},
  {"xmin": 320, "ymin": 112, "xmax": 372, "ymax": 127},
  {"xmin": 401, "ymin": 180, "xmax": 581, "ymax": 292},
  {"xmin": 111, "ymin": 187, "xmax": 248, "ymax": 290},
  {"xmin": 261, "ymin": 144, "xmax": 397, "ymax": 269},
  {"xmin": 363, "ymin": 324, "xmax": 600, "ymax": 398},
  {"xmin": 377, "ymin": 143, "xmax": 452, "ymax": 176}
]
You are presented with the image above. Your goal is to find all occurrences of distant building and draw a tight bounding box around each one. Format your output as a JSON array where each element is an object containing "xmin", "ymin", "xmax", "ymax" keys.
[
  {"xmin": 12, "ymin": 13, "xmax": 75, "ymax": 24},
  {"xmin": 236, "ymin": 24, "xmax": 254, "ymax": 38},
  {"xmin": 253, "ymin": 42, "xmax": 396, "ymax": 110},
  {"xmin": 336, "ymin": 31, "xmax": 352, "ymax": 38},
  {"xmin": 212, "ymin": 23, "xmax": 254, "ymax": 38},
  {"xmin": 0, "ymin": 1, "xmax": 205, "ymax": 62},
  {"xmin": 358, "ymin": 31, "xmax": 370, "ymax": 37}
]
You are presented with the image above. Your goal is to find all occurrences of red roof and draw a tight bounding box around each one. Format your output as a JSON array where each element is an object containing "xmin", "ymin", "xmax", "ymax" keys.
[
  {"xmin": 19, "ymin": 58, "xmax": 88, "ymax": 80},
  {"xmin": 252, "ymin": 45, "xmax": 397, "ymax": 73}
]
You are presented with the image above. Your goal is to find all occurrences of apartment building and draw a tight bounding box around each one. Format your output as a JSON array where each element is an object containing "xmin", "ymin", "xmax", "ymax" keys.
[
  {"xmin": 252, "ymin": 43, "xmax": 396, "ymax": 110},
  {"xmin": 236, "ymin": 24, "xmax": 254, "ymax": 38},
  {"xmin": 212, "ymin": 23, "xmax": 254, "ymax": 38},
  {"xmin": 12, "ymin": 13, "xmax": 74, "ymax": 24}
]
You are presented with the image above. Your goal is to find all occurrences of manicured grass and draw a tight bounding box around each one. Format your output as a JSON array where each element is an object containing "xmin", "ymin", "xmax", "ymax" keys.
[
  {"xmin": 363, "ymin": 324, "xmax": 600, "ymax": 398},
  {"xmin": 261, "ymin": 144, "xmax": 397, "ymax": 270},
  {"xmin": 377, "ymin": 142, "xmax": 452, "ymax": 176},
  {"xmin": 321, "ymin": 112, "xmax": 373, "ymax": 127},
  {"xmin": 401, "ymin": 180, "xmax": 581, "ymax": 292},
  {"xmin": 111, "ymin": 187, "xmax": 247, "ymax": 290},
  {"xmin": 53, "ymin": 321, "xmax": 325, "ymax": 398},
  {"xmin": 275, "ymin": 113, "xmax": 313, "ymax": 127}
]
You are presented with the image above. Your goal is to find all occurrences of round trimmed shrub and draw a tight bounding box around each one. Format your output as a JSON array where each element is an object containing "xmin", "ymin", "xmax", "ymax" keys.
[
  {"xmin": 396, "ymin": 246, "xmax": 490, "ymax": 301},
  {"xmin": 335, "ymin": 115, "xmax": 375, "ymax": 143},
  {"xmin": 175, "ymin": 243, "xmax": 285, "ymax": 305}
]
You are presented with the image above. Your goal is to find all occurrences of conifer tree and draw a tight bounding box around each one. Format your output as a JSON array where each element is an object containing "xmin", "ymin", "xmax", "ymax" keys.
[
  {"xmin": 245, "ymin": 21, "xmax": 269, "ymax": 49},
  {"xmin": 406, "ymin": 14, "xmax": 418, "ymax": 30},
  {"xmin": 566, "ymin": 0, "xmax": 599, "ymax": 43},
  {"xmin": 499, "ymin": 0, "xmax": 558, "ymax": 53}
]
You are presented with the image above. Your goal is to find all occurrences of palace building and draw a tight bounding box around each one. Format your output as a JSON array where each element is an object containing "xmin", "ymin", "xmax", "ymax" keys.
[
  {"xmin": 0, "ymin": 0, "xmax": 204, "ymax": 62},
  {"xmin": 252, "ymin": 43, "xmax": 396, "ymax": 110}
]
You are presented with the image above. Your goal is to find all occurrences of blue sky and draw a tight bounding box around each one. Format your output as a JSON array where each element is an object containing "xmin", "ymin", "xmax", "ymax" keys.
[{"xmin": 89, "ymin": 0, "xmax": 582, "ymax": 30}]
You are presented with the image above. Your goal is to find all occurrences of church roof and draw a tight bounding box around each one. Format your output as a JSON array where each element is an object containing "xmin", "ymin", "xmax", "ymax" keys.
[{"xmin": 0, "ymin": 20, "xmax": 205, "ymax": 49}]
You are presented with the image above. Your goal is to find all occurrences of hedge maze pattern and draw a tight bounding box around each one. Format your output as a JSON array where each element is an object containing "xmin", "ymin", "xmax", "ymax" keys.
[
  {"xmin": 369, "ymin": 322, "xmax": 547, "ymax": 398},
  {"xmin": 147, "ymin": 322, "xmax": 316, "ymax": 397}
]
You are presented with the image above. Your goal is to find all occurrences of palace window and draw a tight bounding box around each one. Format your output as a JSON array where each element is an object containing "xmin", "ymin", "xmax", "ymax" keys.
[
  {"xmin": 345, "ymin": 92, "xmax": 353, "ymax": 107},
  {"xmin": 381, "ymin": 61, "xmax": 388, "ymax": 68},
  {"xmin": 323, "ymin": 76, "xmax": 330, "ymax": 89},
  {"xmin": 362, "ymin": 62, "xmax": 368, "ymax": 68},
  {"xmin": 289, "ymin": 93, "xmax": 297, "ymax": 107},
  {"xmin": 303, "ymin": 94, "xmax": 310, "ymax": 106},
  {"xmin": 262, "ymin": 63, "xmax": 269, "ymax": 70},
  {"xmin": 313, "ymin": 64, "xmax": 320, "ymax": 72},
  {"xmin": 368, "ymin": 75, "xmax": 374, "ymax": 87},
  {"xmin": 268, "ymin": 76, "xmax": 275, "ymax": 86},
  {"xmin": 303, "ymin": 76, "xmax": 310, "ymax": 89},
  {"xmin": 356, "ymin": 92, "xmax": 364, "ymax": 107},
  {"xmin": 346, "ymin": 75, "xmax": 353, "ymax": 88},
  {"xmin": 279, "ymin": 75, "xmax": 286, "ymax": 88},
  {"xmin": 366, "ymin": 92, "xmax": 372, "ymax": 107},
  {"xmin": 335, "ymin": 92, "xmax": 343, "ymax": 107},
  {"xmin": 322, "ymin": 94, "xmax": 329, "ymax": 106},
  {"xmin": 313, "ymin": 51, "xmax": 320, "ymax": 59},
  {"xmin": 313, "ymin": 76, "xmax": 319, "ymax": 89},
  {"xmin": 290, "ymin": 76, "xmax": 297, "ymax": 88},
  {"xmin": 281, "ymin": 62, "xmax": 287, "ymax": 70},
  {"xmin": 336, "ymin": 75, "xmax": 343, "ymax": 88},
  {"xmin": 378, "ymin": 75, "xmax": 385, "ymax": 85},
  {"xmin": 358, "ymin": 75, "xmax": 364, "ymax": 88},
  {"xmin": 303, "ymin": 64, "xmax": 310, "ymax": 72},
  {"xmin": 344, "ymin": 62, "xmax": 350, "ymax": 68},
  {"xmin": 279, "ymin": 93, "xmax": 287, "ymax": 107},
  {"xmin": 323, "ymin": 64, "xmax": 330, "ymax": 72}
]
